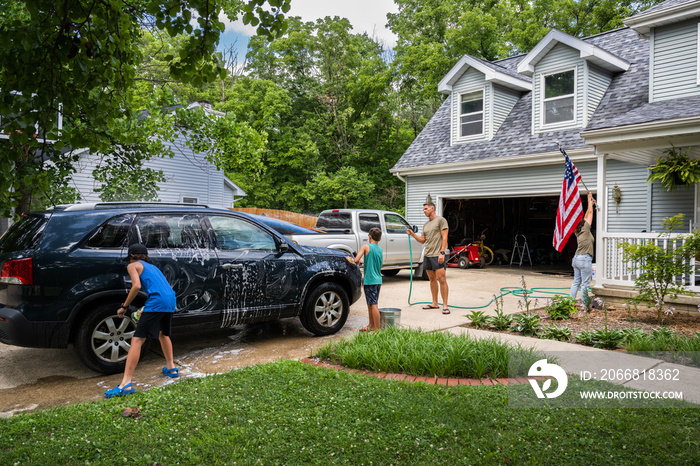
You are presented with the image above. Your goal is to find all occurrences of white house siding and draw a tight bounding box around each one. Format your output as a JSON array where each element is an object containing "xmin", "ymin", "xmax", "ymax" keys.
[
  {"xmin": 604, "ymin": 159, "xmax": 695, "ymax": 233},
  {"xmin": 70, "ymin": 133, "xmax": 233, "ymax": 207},
  {"xmin": 650, "ymin": 182, "xmax": 695, "ymax": 232},
  {"xmin": 532, "ymin": 44, "xmax": 584, "ymax": 133},
  {"xmin": 492, "ymin": 84, "xmax": 522, "ymax": 136},
  {"xmin": 651, "ymin": 19, "xmax": 700, "ymax": 102},
  {"xmin": 403, "ymin": 161, "xmax": 597, "ymax": 228},
  {"xmin": 585, "ymin": 63, "xmax": 613, "ymax": 126},
  {"xmin": 451, "ymin": 68, "xmax": 490, "ymax": 144},
  {"xmin": 604, "ymin": 159, "xmax": 651, "ymax": 233}
]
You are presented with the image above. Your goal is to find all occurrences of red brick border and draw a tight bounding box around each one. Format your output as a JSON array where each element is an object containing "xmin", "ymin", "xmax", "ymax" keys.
[{"xmin": 300, "ymin": 358, "xmax": 530, "ymax": 386}]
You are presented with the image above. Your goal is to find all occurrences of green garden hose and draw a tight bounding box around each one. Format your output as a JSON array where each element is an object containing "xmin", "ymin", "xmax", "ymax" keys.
[{"xmin": 407, "ymin": 235, "xmax": 571, "ymax": 309}]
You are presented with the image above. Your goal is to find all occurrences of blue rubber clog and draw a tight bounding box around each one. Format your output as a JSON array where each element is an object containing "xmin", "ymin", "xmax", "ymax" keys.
[
  {"xmin": 104, "ymin": 383, "xmax": 135, "ymax": 398},
  {"xmin": 162, "ymin": 366, "xmax": 179, "ymax": 378}
]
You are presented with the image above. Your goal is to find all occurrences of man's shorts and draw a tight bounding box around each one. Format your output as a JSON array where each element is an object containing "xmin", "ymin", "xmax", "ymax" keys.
[
  {"xmin": 364, "ymin": 284, "xmax": 381, "ymax": 306},
  {"xmin": 134, "ymin": 312, "xmax": 173, "ymax": 340},
  {"xmin": 424, "ymin": 256, "xmax": 447, "ymax": 271}
]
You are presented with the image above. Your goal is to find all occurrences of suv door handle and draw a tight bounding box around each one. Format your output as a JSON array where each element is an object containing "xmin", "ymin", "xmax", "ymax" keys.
[{"xmin": 222, "ymin": 263, "xmax": 243, "ymax": 270}]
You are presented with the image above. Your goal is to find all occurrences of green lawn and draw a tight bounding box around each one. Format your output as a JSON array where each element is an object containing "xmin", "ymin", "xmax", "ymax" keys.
[{"xmin": 1, "ymin": 331, "xmax": 699, "ymax": 464}]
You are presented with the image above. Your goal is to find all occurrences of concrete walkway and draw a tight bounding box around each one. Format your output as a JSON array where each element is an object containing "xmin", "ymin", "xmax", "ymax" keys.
[{"xmin": 363, "ymin": 266, "xmax": 700, "ymax": 405}]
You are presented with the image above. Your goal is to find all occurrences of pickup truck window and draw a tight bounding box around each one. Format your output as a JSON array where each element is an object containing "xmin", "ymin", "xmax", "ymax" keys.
[
  {"xmin": 358, "ymin": 213, "xmax": 380, "ymax": 232},
  {"xmin": 316, "ymin": 212, "xmax": 352, "ymax": 230},
  {"xmin": 384, "ymin": 213, "xmax": 409, "ymax": 234}
]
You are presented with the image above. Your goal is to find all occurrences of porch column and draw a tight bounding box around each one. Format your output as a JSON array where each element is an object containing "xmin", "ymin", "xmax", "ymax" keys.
[{"xmin": 596, "ymin": 149, "xmax": 606, "ymax": 284}]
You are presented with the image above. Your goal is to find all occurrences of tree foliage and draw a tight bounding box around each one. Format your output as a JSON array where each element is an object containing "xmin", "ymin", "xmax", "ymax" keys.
[
  {"xmin": 0, "ymin": 0, "xmax": 288, "ymax": 216},
  {"xmin": 222, "ymin": 17, "xmax": 413, "ymax": 214}
]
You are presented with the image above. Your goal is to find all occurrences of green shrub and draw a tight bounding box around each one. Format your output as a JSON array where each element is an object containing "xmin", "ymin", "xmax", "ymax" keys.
[
  {"xmin": 576, "ymin": 330, "xmax": 597, "ymax": 346},
  {"xmin": 592, "ymin": 328, "xmax": 626, "ymax": 349},
  {"xmin": 620, "ymin": 327, "xmax": 647, "ymax": 344},
  {"xmin": 546, "ymin": 295, "xmax": 577, "ymax": 320},
  {"xmin": 620, "ymin": 213, "xmax": 700, "ymax": 324},
  {"xmin": 466, "ymin": 310, "xmax": 490, "ymax": 328},
  {"xmin": 490, "ymin": 307, "xmax": 513, "ymax": 330},
  {"xmin": 512, "ymin": 313, "xmax": 541, "ymax": 336},
  {"xmin": 539, "ymin": 324, "xmax": 572, "ymax": 342}
]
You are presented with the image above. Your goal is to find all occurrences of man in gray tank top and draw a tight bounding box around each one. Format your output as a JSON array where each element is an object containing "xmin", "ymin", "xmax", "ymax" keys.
[{"xmin": 408, "ymin": 202, "xmax": 450, "ymax": 314}]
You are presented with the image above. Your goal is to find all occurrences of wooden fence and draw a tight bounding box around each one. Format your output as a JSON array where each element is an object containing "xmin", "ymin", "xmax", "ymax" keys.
[{"xmin": 231, "ymin": 208, "xmax": 318, "ymax": 228}]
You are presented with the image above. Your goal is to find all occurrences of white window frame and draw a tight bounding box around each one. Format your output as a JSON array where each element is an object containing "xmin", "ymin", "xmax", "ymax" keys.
[
  {"xmin": 458, "ymin": 89, "xmax": 485, "ymax": 138},
  {"xmin": 540, "ymin": 67, "xmax": 577, "ymax": 128}
]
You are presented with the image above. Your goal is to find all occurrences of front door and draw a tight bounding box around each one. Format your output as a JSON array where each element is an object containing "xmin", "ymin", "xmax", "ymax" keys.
[{"xmin": 206, "ymin": 214, "xmax": 301, "ymax": 327}]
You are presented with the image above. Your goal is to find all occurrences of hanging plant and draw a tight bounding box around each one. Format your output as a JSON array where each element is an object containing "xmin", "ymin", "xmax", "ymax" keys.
[{"xmin": 647, "ymin": 144, "xmax": 700, "ymax": 191}]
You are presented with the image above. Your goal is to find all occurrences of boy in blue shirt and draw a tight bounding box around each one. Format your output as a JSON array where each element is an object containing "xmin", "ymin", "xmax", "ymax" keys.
[
  {"xmin": 352, "ymin": 227, "xmax": 383, "ymax": 331},
  {"xmin": 105, "ymin": 243, "xmax": 178, "ymax": 398}
]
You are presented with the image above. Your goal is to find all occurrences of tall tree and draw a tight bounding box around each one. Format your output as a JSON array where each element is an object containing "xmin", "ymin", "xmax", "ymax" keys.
[
  {"xmin": 0, "ymin": 0, "xmax": 289, "ymax": 217},
  {"xmin": 230, "ymin": 16, "xmax": 411, "ymax": 214}
]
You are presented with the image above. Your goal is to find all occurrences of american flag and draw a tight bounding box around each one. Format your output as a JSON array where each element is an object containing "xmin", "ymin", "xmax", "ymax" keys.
[{"xmin": 553, "ymin": 150, "xmax": 583, "ymax": 252}]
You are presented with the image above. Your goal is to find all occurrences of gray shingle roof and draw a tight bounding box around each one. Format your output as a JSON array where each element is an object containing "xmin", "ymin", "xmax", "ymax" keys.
[
  {"xmin": 393, "ymin": 24, "xmax": 700, "ymax": 171},
  {"xmin": 468, "ymin": 55, "xmax": 531, "ymax": 83},
  {"xmin": 643, "ymin": 0, "xmax": 695, "ymax": 15}
]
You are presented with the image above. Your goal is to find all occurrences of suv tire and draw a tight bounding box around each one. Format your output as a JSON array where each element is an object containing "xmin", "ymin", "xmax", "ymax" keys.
[
  {"xmin": 300, "ymin": 283, "xmax": 349, "ymax": 336},
  {"xmin": 75, "ymin": 303, "xmax": 147, "ymax": 374}
]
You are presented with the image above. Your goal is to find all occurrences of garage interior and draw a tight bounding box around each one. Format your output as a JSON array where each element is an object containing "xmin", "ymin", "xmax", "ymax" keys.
[{"xmin": 442, "ymin": 196, "xmax": 594, "ymax": 269}]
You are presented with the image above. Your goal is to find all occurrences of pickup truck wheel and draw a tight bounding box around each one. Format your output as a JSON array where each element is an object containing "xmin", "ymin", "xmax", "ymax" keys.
[
  {"xmin": 300, "ymin": 283, "xmax": 349, "ymax": 336},
  {"xmin": 75, "ymin": 303, "xmax": 149, "ymax": 374},
  {"xmin": 381, "ymin": 269, "xmax": 400, "ymax": 277}
]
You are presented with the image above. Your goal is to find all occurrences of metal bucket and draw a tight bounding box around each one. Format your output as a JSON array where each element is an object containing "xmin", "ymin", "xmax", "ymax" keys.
[{"xmin": 379, "ymin": 308, "xmax": 401, "ymax": 329}]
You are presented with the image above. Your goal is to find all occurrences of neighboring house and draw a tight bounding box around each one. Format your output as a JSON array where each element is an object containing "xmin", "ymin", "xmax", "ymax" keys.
[
  {"xmin": 70, "ymin": 101, "xmax": 246, "ymax": 208},
  {"xmin": 391, "ymin": 0, "xmax": 700, "ymax": 300}
]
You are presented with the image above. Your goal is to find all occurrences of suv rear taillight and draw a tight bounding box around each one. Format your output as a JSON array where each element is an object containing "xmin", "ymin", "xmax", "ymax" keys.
[{"xmin": 0, "ymin": 258, "xmax": 33, "ymax": 285}]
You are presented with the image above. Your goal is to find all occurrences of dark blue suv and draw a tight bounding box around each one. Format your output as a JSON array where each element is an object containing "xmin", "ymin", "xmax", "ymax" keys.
[{"xmin": 0, "ymin": 203, "xmax": 361, "ymax": 373}]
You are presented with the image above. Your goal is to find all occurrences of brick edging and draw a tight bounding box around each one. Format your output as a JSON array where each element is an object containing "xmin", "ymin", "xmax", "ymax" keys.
[{"xmin": 300, "ymin": 358, "xmax": 542, "ymax": 386}]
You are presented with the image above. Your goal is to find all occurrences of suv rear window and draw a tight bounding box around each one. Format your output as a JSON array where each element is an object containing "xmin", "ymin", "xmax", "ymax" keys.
[
  {"xmin": 315, "ymin": 212, "xmax": 352, "ymax": 230},
  {"xmin": 0, "ymin": 215, "xmax": 47, "ymax": 252},
  {"xmin": 84, "ymin": 215, "xmax": 134, "ymax": 248}
]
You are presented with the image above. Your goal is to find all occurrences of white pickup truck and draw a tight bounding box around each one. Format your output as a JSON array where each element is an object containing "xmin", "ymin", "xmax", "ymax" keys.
[{"xmin": 293, "ymin": 209, "xmax": 424, "ymax": 276}]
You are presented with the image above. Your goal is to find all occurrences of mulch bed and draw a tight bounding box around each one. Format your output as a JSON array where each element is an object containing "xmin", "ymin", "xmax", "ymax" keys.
[
  {"xmin": 528, "ymin": 305, "xmax": 700, "ymax": 337},
  {"xmin": 465, "ymin": 306, "xmax": 700, "ymax": 339}
]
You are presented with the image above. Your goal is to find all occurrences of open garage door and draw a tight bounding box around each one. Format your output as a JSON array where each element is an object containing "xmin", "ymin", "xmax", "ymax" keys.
[{"xmin": 442, "ymin": 196, "xmax": 594, "ymax": 266}]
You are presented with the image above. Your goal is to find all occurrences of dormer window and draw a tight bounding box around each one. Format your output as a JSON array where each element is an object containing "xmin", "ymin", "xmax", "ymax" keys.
[
  {"xmin": 542, "ymin": 69, "xmax": 575, "ymax": 125},
  {"xmin": 460, "ymin": 90, "xmax": 484, "ymax": 137}
]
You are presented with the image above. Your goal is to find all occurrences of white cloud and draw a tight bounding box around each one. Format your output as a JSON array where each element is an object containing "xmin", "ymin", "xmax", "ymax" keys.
[{"xmin": 219, "ymin": 0, "xmax": 399, "ymax": 48}]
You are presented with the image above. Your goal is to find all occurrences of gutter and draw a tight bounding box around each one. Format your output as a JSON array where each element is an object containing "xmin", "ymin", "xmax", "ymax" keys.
[{"xmin": 390, "ymin": 148, "xmax": 595, "ymax": 177}]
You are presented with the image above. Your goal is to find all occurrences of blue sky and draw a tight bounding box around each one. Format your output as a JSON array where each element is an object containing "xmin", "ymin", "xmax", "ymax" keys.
[{"xmin": 217, "ymin": 0, "xmax": 399, "ymax": 61}]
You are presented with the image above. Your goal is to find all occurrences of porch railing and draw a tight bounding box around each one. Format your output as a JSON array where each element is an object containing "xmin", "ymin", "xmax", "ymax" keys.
[{"xmin": 599, "ymin": 232, "xmax": 700, "ymax": 292}]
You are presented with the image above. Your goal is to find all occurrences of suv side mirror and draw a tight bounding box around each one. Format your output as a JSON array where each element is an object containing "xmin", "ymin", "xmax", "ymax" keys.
[{"xmin": 278, "ymin": 241, "xmax": 289, "ymax": 253}]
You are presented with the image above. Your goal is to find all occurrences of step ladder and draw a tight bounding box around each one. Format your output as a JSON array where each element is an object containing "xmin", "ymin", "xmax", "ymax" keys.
[{"xmin": 510, "ymin": 234, "xmax": 532, "ymax": 266}]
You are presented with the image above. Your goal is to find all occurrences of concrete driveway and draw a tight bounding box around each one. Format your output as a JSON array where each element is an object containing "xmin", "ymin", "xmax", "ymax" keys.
[{"xmin": 0, "ymin": 265, "xmax": 574, "ymax": 417}]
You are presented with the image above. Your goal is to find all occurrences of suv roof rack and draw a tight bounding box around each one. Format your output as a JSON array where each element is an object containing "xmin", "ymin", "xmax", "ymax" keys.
[{"xmin": 49, "ymin": 202, "xmax": 211, "ymax": 212}]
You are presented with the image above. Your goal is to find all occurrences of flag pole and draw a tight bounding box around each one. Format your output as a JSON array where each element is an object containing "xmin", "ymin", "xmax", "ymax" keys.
[{"xmin": 556, "ymin": 142, "xmax": 599, "ymax": 210}]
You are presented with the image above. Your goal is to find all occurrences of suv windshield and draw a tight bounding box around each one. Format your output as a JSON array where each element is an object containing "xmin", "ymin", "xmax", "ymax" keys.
[{"xmin": 0, "ymin": 215, "xmax": 47, "ymax": 252}]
